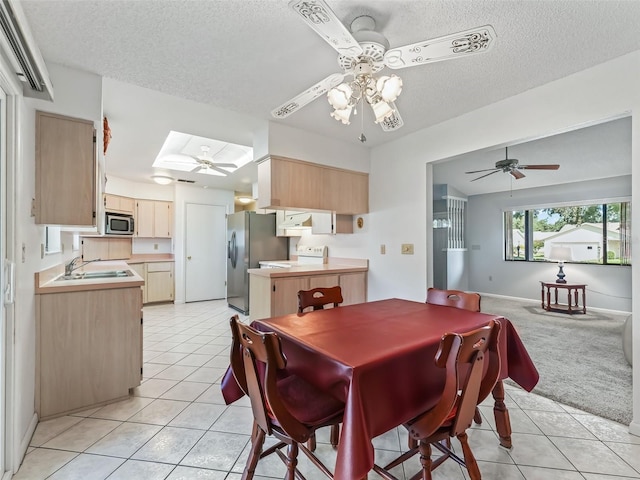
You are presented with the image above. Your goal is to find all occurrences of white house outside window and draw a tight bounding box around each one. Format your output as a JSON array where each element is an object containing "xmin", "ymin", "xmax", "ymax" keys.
[{"xmin": 504, "ymin": 201, "xmax": 631, "ymax": 265}]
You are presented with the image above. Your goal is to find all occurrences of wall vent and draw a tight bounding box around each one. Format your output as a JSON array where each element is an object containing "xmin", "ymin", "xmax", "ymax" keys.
[
  {"xmin": 177, "ymin": 178, "xmax": 196, "ymax": 183},
  {"xmin": 0, "ymin": 0, "xmax": 53, "ymax": 100}
]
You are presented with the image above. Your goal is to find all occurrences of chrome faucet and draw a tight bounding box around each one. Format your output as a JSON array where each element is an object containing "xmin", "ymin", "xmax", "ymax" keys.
[{"xmin": 64, "ymin": 256, "xmax": 101, "ymax": 276}]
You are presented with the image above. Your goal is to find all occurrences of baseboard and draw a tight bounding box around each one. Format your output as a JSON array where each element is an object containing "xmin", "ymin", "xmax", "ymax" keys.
[
  {"xmin": 14, "ymin": 413, "xmax": 38, "ymax": 473},
  {"xmin": 477, "ymin": 292, "xmax": 631, "ymax": 316},
  {"xmin": 628, "ymin": 420, "xmax": 640, "ymax": 437}
]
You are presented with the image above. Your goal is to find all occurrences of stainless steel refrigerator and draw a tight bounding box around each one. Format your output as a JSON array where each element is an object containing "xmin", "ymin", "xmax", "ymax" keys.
[{"xmin": 227, "ymin": 211, "xmax": 288, "ymax": 314}]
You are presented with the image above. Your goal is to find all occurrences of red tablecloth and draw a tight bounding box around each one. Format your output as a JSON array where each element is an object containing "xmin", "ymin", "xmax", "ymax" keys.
[{"xmin": 222, "ymin": 298, "xmax": 538, "ymax": 480}]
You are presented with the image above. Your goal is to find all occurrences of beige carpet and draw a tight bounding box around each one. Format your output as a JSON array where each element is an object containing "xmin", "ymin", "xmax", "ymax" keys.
[{"xmin": 481, "ymin": 295, "xmax": 631, "ymax": 425}]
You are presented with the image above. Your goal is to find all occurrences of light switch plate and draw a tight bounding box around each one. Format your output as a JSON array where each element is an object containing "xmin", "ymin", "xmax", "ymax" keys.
[{"xmin": 401, "ymin": 244, "xmax": 414, "ymax": 255}]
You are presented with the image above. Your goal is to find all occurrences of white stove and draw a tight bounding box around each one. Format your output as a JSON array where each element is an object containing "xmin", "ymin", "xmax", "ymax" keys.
[
  {"xmin": 259, "ymin": 245, "xmax": 328, "ymax": 268},
  {"xmin": 296, "ymin": 245, "xmax": 328, "ymax": 264}
]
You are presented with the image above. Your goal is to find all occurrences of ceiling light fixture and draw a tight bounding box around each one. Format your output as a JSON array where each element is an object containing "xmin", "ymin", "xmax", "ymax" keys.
[
  {"xmin": 327, "ymin": 59, "xmax": 403, "ymax": 126},
  {"xmin": 236, "ymin": 197, "xmax": 253, "ymax": 205},
  {"xmin": 151, "ymin": 174, "xmax": 174, "ymax": 185}
]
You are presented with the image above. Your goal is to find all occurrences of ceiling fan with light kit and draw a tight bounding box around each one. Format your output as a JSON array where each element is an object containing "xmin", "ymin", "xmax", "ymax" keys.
[
  {"xmin": 272, "ymin": 0, "xmax": 497, "ymax": 139},
  {"xmin": 465, "ymin": 147, "xmax": 560, "ymax": 182}
]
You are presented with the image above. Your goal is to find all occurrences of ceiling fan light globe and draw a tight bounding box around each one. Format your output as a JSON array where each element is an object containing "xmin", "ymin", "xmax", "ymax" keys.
[
  {"xmin": 330, "ymin": 105, "xmax": 353, "ymax": 124},
  {"xmin": 371, "ymin": 99, "xmax": 394, "ymax": 123},
  {"xmin": 327, "ymin": 83, "xmax": 353, "ymax": 109},
  {"xmin": 376, "ymin": 74, "xmax": 403, "ymax": 102}
]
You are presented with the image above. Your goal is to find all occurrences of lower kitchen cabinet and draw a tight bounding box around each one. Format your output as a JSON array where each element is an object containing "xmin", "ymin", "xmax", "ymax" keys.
[
  {"xmin": 128, "ymin": 261, "xmax": 174, "ymax": 304},
  {"xmin": 36, "ymin": 286, "xmax": 143, "ymax": 420},
  {"xmin": 249, "ymin": 271, "xmax": 366, "ymax": 320}
]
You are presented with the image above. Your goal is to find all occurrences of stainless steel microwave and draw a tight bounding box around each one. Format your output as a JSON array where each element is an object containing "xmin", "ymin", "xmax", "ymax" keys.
[{"xmin": 105, "ymin": 212, "xmax": 134, "ymax": 235}]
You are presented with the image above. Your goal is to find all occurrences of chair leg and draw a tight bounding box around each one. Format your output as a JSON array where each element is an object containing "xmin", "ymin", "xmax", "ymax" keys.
[
  {"xmin": 418, "ymin": 440, "xmax": 433, "ymax": 480},
  {"xmin": 285, "ymin": 441, "xmax": 299, "ymax": 480},
  {"xmin": 473, "ymin": 407, "xmax": 483, "ymax": 425},
  {"xmin": 408, "ymin": 436, "xmax": 418, "ymax": 449},
  {"xmin": 242, "ymin": 428, "xmax": 265, "ymax": 480},
  {"xmin": 330, "ymin": 424, "xmax": 340, "ymax": 447},
  {"xmin": 307, "ymin": 433, "xmax": 316, "ymax": 452},
  {"xmin": 457, "ymin": 432, "xmax": 481, "ymax": 480}
]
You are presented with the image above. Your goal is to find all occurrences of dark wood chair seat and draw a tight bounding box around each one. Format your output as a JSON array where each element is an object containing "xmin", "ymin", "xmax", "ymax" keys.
[{"xmin": 229, "ymin": 315, "xmax": 343, "ymax": 480}]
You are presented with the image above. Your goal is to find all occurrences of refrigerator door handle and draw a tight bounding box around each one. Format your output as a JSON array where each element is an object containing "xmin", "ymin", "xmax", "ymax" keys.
[{"xmin": 229, "ymin": 231, "xmax": 237, "ymax": 268}]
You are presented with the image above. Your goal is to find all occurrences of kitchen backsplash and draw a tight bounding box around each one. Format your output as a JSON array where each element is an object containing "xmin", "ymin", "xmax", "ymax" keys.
[{"xmin": 132, "ymin": 238, "xmax": 173, "ymax": 255}]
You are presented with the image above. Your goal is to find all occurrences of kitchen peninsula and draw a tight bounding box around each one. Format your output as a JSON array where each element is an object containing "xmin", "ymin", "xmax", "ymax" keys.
[
  {"xmin": 35, "ymin": 260, "xmax": 144, "ymax": 420},
  {"xmin": 248, "ymin": 258, "xmax": 368, "ymax": 320}
]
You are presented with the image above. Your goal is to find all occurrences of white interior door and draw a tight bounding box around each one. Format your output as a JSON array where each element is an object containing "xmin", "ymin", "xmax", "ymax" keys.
[{"xmin": 185, "ymin": 203, "xmax": 226, "ymax": 302}]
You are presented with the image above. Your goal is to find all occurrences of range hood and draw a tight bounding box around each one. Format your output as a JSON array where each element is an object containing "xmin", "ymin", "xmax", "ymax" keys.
[{"xmin": 279, "ymin": 212, "xmax": 312, "ymax": 229}]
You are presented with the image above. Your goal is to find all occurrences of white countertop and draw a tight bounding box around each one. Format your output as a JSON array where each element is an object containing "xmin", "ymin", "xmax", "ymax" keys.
[{"xmin": 35, "ymin": 260, "xmax": 145, "ymax": 294}]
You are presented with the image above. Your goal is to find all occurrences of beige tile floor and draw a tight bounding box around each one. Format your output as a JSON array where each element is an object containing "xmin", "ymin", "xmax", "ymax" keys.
[{"xmin": 15, "ymin": 299, "xmax": 640, "ymax": 479}]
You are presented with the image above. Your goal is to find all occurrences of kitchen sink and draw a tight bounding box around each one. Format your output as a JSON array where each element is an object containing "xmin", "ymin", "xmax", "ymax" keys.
[{"xmin": 57, "ymin": 270, "xmax": 134, "ymax": 281}]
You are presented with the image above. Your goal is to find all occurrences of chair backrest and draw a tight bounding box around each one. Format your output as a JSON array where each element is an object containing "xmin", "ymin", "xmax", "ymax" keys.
[
  {"xmin": 426, "ymin": 287, "xmax": 481, "ymax": 312},
  {"xmin": 229, "ymin": 315, "xmax": 309, "ymax": 442},
  {"xmin": 298, "ymin": 286, "xmax": 344, "ymax": 313},
  {"xmin": 407, "ymin": 319, "xmax": 501, "ymax": 439}
]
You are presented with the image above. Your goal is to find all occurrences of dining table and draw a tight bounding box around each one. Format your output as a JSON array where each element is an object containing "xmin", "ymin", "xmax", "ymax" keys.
[{"xmin": 221, "ymin": 298, "xmax": 539, "ymax": 480}]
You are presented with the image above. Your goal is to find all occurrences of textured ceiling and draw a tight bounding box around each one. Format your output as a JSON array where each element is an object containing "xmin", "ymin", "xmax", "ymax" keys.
[{"xmin": 19, "ymin": 0, "xmax": 640, "ymax": 191}]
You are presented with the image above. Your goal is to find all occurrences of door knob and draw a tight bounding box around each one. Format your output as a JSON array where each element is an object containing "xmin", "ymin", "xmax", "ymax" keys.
[{"xmin": 187, "ymin": 256, "xmax": 192, "ymax": 260}]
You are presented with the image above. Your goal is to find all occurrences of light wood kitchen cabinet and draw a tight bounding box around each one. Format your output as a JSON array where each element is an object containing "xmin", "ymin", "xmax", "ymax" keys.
[
  {"xmin": 257, "ymin": 156, "xmax": 368, "ymax": 214},
  {"xmin": 135, "ymin": 199, "xmax": 173, "ymax": 238},
  {"xmin": 35, "ymin": 286, "xmax": 142, "ymax": 419},
  {"xmin": 82, "ymin": 237, "xmax": 132, "ymax": 261},
  {"xmin": 146, "ymin": 262, "xmax": 174, "ymax": 303},
  {"xmin": 249, "ymin": 271, "xmax": 366, "ymax": 320},
  {"xmin": 311, "ymin": 212, "xmax": 354, "ymax": 235},
  {"xmin": 128, "ymin": 263, "xmax": 147, "ymax": 303},
  {"xmin": 104, "ymin": 193, "xmax": 135, "ymax": 215},
  {"xmin": 35, "ymin": 110, "xmax": 96, "ymax": 226},
  {"xmin": 128, "ymin": 261, "xmax": 174, "ymax": 304},
  {"xmin": 338, "ymin": 272, "xmax": 367, "ymax": 305},
  {"xmin": 322, "ymin": 166, "xmax": 369, "ymax": 214}
]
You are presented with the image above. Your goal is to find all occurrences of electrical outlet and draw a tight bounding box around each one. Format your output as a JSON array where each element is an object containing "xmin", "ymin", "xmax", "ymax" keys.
[
  {"xmin": 489, "ymin": 275, "xmax": 493, "ymax": 281},
  {"xmin": 380, "ymin": 244, "xmax": 386, "ymax": 255},
  {"xmin": 154, "ymin": 244, "xmax": 159, "ymax": 250},
  {"xmin": 401, "ymin": 244, "xmax": 414, "ymax": 255}
]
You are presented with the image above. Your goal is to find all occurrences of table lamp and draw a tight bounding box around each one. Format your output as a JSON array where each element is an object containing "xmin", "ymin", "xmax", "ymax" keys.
[{"xmin": 549, "ymin": 246, "xmax": 572, "ymax": 284}]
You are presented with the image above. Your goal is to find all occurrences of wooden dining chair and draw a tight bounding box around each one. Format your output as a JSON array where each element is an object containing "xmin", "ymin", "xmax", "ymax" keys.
[
  {"xmin": 229, "ymin": 315, "xmax": 344, "ymax": 480},
  {"xmin": 297, "ymin": 285, "xmax": 343, "ymax": 450},
  {"xmin": 426, "ymin": 287, "xmax": 481, "ymax": 312},
  {"xmin": 426, "ymin": 287, "xmax": 484, "ymax": 426},
  {"xmin": 375, "ymin": 319, "xmax": 502, "ymax": 480},
  {"xmin": 298, "ymin": 286, "xmax": 344, "ymax": 313}
]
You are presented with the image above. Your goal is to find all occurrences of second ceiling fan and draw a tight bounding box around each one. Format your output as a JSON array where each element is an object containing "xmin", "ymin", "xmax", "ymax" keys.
[{"xmin": 465, "ymin": 147, "xmax": 560, "ymax": 182}]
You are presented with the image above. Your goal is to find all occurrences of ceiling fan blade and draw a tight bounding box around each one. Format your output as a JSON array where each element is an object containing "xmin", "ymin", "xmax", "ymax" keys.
[
  {"xmin": 518, "ymin": 164, "xmax": 560, "ymax": 170},
  {"xmin": 288, "ymin": 0, "xmax": 363, "ymax": 58},
  {"xmin": 510, "ymin": 169, "xmax": 526, "ymax": 180},
  {"xmin": 470, "ymin": 170, "xmax": 500, "ymax": 182},
  {"xmin": 465, "ymin": 167, "xmax": 500, "ymax": 174},
  {"xmin": 272, "ymin": 72, "xmax": 345, "ymax": 119},
  {"xmin": 380, "ymin": 103, "xmax": 404, "ymax": 132},
  {"xmin": 383, "ymin": 24, "xmax": 496, "ymax": 70},
  {"xmin": 190, "ymin": 164, "xmax": 204, "ymax": 173}
]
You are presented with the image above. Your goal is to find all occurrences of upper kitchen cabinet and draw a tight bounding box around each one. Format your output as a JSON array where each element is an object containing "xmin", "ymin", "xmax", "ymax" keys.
[
  {"xmin": 257, "ymin": 156, "xmax": 368, "ymax": 214},
  {"xmin": 135, "ymin": 199, "xmax": 173, "ymax": 238},
  {"xmin": 104, "ymin": 193, "xmax": 135, "ymax": 215},
  {"xmin": 35, "ymin": 111, "xmax": 96, "ymax": 225},
  {"xmin": 321, "ymin": 167, "xmax": 368, "ymax": 214}
]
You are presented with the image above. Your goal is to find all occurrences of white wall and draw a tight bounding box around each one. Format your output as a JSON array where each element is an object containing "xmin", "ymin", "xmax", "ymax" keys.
[
  {"xmin": 366, "ymin": 50, "xmax": 640, "ymax": 430},
  {"xmin": 16, "ymin": 64, "xmax": 102, "ymax": 463},
  {"xmin": 467, "ymin": 176, "xmax": 632, "ymax": 311},
  {"xmin": 267, "ymin": 122, "xmax": 369, "ymax": 172}
]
